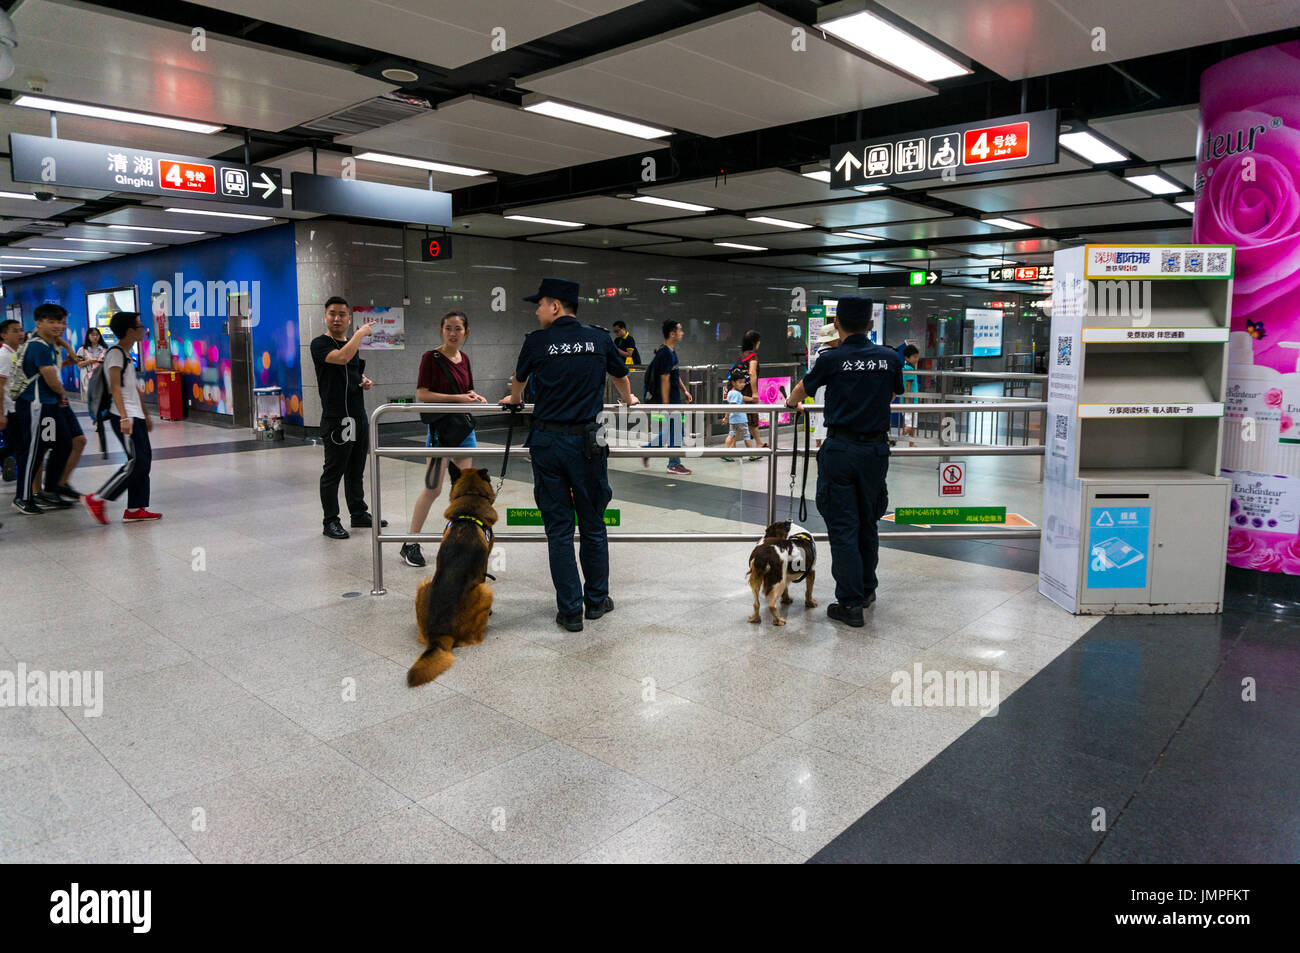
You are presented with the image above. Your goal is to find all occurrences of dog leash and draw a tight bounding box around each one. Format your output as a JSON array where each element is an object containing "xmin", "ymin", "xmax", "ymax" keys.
[
  {"xmin": 497, "ymin": 403, "xmax": 522, "ymax": 495},
  {"xmin": 779, "ymin": 387, "xmax": 810, "ymax": 523}
]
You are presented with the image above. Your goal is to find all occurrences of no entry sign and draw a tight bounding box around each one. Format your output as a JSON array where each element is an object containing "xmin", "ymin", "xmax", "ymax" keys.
[{"xmin": 940, "ymin": 460, "xmax": 966, "ymax": 497}]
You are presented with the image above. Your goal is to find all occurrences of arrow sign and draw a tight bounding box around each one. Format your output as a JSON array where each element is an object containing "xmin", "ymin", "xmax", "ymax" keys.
[
  {"xmin": 926, "ymin": 271, "xmax": 939, "ymax": 285},
  {"xmin": 833, "ymin": 150, "xmax": 862, "ymax": 182},
  {"xmin": 255, "ymin": 171, "xmax": 278, "ymax": 199}
]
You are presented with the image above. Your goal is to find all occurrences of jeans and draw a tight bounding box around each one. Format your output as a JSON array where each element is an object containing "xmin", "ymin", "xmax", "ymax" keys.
[
  {"xmin": 527, "ymin": 430, "xmax": 612, "ymax": 616},
  {"xmin": 642, "ymin": 409, "xmax": 684, "ymax": 468},
  {"xmin": 815, "ymin": 438, "xmax": 890, "ymax": 605}
]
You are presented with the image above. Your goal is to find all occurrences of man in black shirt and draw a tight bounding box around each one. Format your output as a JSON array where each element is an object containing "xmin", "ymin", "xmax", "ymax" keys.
[
  {"xmin": 640, "ymin": 319, "xmax": 694, "ymax": 474},
  {"xmin": 612, "ymin": 321, "xmax": 641, "ymax": 366},
  {"xmin": 310, "ymin": 296, "xmax": 378, "ymax": 539},
  {"xmin": 785, "ymin": 297, "xmax": 903, "ymax": 627}
]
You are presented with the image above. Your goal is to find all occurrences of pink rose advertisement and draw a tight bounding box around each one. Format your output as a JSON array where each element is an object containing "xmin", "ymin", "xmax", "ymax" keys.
[{"xmin": 1196, "ymin": 41, "xmax": 1300, "ymax": 576}]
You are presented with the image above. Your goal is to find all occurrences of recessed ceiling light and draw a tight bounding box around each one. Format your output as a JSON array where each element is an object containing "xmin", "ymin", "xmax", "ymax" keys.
[
  {"xmin": 107, "ymin": 224, "xmax": 206, "ymax": 235},
  {"xmin": 1176, "ymin": 200, "xmax": 1196, "ymax": 214},
  {"xmin": 0, "ymin": 263, "xmax": 46, "ymax": 269},
  {"xmin": 629, "ymin": 195, "xmax": 714, "ymax": 212},
  {"xmin": 1058, "ymin": 130, "xmax": 1128, "ymax": 165},
  {"xmin": 802, "ymin": 170, "xmax": 832, "ymax": 183},
  {"xmin": 835, "ymin": 231, "xmax": 884, "ymax": 241},
  {"xmin": 854, "ymin": 184, "xmax": 888, "ymax": 193},
  {"xmin": 747, "ymin": 216, "xmax": 812, "ymax": 230},
  {"xmin": 817, "ymin": 7, "xmax": 972, "ymax": 83},
  {"xmin": 0, "ymin": 190, "xmax": 39, "ymax": 201},
  {"xmin": 522, "ymin": 100, "xmax": 671, "ymax": 140},
  {"xmin": 714, "ymin": 241, "xmax": 767, "ymax": 251},
  {"xmin": 504, "ymin": 214, "xmax": 584, "ymax": 228},
  {"xmin": 539, "ymin": 258, "xmax": 589, "ymax": 265},
  {"xmin": 984, "ymin": 217, "xmax": 1032, "ymax": 230},
  {"xmin": 1125, "ymin": 172, "xmax": 1183, "ymax": 195},
  {"xmin": 380, "ymin": 67, "xmax": 420, "ymax": 83},
  {"xmin": 354, "ymin": 152, "xmax": 490, "ymax": 177},
  {"xmin": 1, "ymin": 254, "xmax": 76, "ymax": 262},
  {"xmin": 13, "ymin": 95, "xmax": 223, "ymax": 134},
  {"xmin": 29, "ymin": 247, "xmax": 104, "ymax": 253},
  {"xmin": 165, "ymin": 208, "xmax": 274, "ymax": 221},
  {"xmin": 61, "ymin": 236, "xmax": 151, "ymax": 246}
]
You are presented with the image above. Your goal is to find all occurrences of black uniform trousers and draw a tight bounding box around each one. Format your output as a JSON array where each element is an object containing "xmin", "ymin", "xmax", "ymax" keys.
[
  {"xmin": 815, "ymin": 436, "xmax": 890, "ymax": 605},
  {"xmin": 319, "ymin": 414, "xmax": 370, "ymax": 523},
  {"xmin": 97, "ymin": 415, "xmax": 152, "ymax": 509}
]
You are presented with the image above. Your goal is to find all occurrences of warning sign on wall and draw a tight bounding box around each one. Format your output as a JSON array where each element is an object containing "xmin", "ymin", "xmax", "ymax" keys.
[{"xmin": 939, "ymin": 460, "xmax": 966, "ymax": 497}]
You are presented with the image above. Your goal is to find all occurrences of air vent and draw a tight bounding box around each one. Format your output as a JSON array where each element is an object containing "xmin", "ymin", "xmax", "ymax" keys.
[{"xmin": 302, "ymin": 93, "xmax": 431, "ymax": 136}]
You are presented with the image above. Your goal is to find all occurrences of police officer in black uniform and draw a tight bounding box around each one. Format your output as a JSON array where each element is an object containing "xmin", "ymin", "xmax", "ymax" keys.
[
  {"xmin": 500, "ymin": 279, "xmax": 640, "ymax": 632},
  {"xmin": 785, "ymin": 297, "xmax": 903, "ymax": 627}
]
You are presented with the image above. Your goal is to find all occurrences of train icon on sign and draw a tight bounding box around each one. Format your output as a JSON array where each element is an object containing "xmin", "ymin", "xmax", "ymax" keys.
[
  {"xmin": 865, "ymin": 144, "xmax": 891, "ymax": 176},
  {"xmin": 221, "ymin": 168, "xmax": 249, "ymax": 197}
]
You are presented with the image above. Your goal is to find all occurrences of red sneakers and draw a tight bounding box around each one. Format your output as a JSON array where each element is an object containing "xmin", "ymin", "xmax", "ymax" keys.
[
  {"xmin": 83, "ymin": 493, "xmax": 108, "ymax": 525},
  {"xmin": 122, "ymin": 508, "xmax": 162, "ymax": 522}
]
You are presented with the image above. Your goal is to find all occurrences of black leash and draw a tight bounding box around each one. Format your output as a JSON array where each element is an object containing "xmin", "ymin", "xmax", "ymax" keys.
[
  {"xmin": 497, "ymin": 404, "xmax": 523, "ymax": 495},
  {"xmin": 780, "ymin": 387, "xmax": 810, "ymax": 523}
]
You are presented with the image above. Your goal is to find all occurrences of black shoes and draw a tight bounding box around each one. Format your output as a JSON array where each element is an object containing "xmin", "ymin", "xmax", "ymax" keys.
[
  {"xmin": 826, "ymin": 602, "xmax": 865, "ymax": 628},
  {"xmin": 585, "ymin": 597, "xmax": 614, "ymax": 620},
  {"xmin": 13, "ymin": 499, "xmax": 43, "ymax": 515},
  {"xmin": 54, "ymin": 484, "xmax": 81, "ymax": 501},
  {"xmin": 322, "ymin": 518, "xmax": 349, "ymax": 539},
  {"xmin": 400, "ymin": 542, "xmax": 426, "ymax": 567},
  {"xmin": 34, "ymin": 492, "xmax": 73, "ymax": 510},
  {"xmin": 556, "ymin": 612, "xmax": 584, "ymax": 633},
  {"xmin": 350, "ymin": 513, "xmax": 388, "ymax": 528}
]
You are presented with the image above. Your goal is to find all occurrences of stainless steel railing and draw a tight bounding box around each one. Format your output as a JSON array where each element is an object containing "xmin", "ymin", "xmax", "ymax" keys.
[{"xmin": 367, "ymin": 400, "xmax": 1045, "ymax": 595}]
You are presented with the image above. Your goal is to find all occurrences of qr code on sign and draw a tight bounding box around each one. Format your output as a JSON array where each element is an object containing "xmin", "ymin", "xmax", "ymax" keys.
[
  {"xmin": 1207, "ymin": 251, "xmax": 1228, "ymax": 273},
  {"xmin": 1057, "ymin": 336, "xmax": 1072, "ymax": 366},
  {"xmin": 1185, "ymin": 251, "xmax": 1203, "ymax": 272},
  {"xmin": 1161, "ymin": 250, "xmax": 1182, "ymax": 273},
  {"xmin": 1055, "ymin": 414, "xmax": 1069, "ymax": 440}
]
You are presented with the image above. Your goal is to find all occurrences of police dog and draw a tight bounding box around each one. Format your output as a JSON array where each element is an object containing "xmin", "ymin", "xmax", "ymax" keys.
[
  {"xmin": 408, "ymin": 464, "xmax": 498, "ymax": 686},
  {"xmin": 747, "ymin": 520, "xmax": 817, "ymax": 626}
]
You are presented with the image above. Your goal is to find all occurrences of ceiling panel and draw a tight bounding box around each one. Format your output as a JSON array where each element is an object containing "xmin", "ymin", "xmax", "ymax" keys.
[
  {"xmin": 1089, "ymin": 106, "xmax": 1201, "ymax": 162},
  {"xmin": 935, "ymin": 238, "xmax": 1066, "ymax": 257},
  {"xmin": 748, "ymin": 197, "xmax": 946, "ymax": 229},
  {"xmin": 525, "ymin": 228, "xmax": 679, "ymax": 248},
  {"xmin": 185, "ymin": 0, "xmax": 640, "ymax": 71},
  {"xmin": 734, "ymin": 254, "xmax": 857, "ymax": 268},
  {"xmin": 506, "ymin": 195, "xmax": 704, "ymax": 227},
  {"xmin": 519, "ymin": 5, "xmax": 935, "ymax": 138},
  {"xmin": 722, "ymin": 230, "xmax": 868, "ymax": 250},
  {"xmin": 831, "ymin": 246, "xmax": 959, "ymax": 262},
  {"xmin": 639, "ymin": 168, "xmax": 860, "ymax": 210},
  {"xmin": 807, "ymin": 263, "xmax": 873, "ymax": 274},
  {"xmin": 0, "ymin": 194, "xmax": 80, "ymax": 219},
  {"xmin": 1160, "ymin": 161, "xmax": 1197, "ymax": 189},
  {"xmin": 936, "ymin": 172, "xmax": 1145, "ymax": 213},
  {"xmin": 5, "ymin": 235, "xmax": 137, "ymax": 258},
  {"xmin": 875, "ymin": 0, "xmax": 1293, "ymax": 80},
  {"xmin": 88, "ymin": 206, "xmax": 272, "ymax": 235},
  {"xmin": 1015, "ymin": 199, "xmax": 1190, "ymax": 230},
  {"xmin": 895, "ymin": 152, "xmax": 1089, "ymax": 191},
  {"xmin": 7, "ymin": 0, "xmax": 396, "ymax": 132},
  {"xmin": 340, "ymin": 96, "xmax": 665, "ymax": 175},
  {"xmin": 0, "ymin": 220, "xmax": 40, "ymax": 235},
  {"xmin": 141, "ymin": 195, "xmax": 315, "ymax": 221},
  {"xmin": 453, "ymin": 214, "xmax": 565, "ymax": 238},
  {"xmin": 11, "ymin": 222, "xmax": 211, "ymax": 247},
  {"xmin": 861, "ymin": 217, "xmax": 1006, "ymax": 242},
  {"xmin": 642, "ymin": 241, "xmax": 738, "ymax": 257},
  {"xmin": 270, "ymin": 149, "xmax": 494, "ymax": 193},
  {"xmin": 627, "ymin": 215, "xmax": 782, "ymax": 239}
]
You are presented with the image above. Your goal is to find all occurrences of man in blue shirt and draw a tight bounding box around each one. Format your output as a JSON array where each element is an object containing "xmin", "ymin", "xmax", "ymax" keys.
[
  {"xmin": 640, "ymin": 319, "xmax": 694, "ymax": 474},
  {"xmin": 501, "ymin": 278, "xmax": 639, "ymax": 632},
  {"xmin": 12, "ymin": 303, "xmax": 81, "ymax": 515},
  {"xmin": 785, "ymin": 297, "xmax": 903, "ymax": 627}
]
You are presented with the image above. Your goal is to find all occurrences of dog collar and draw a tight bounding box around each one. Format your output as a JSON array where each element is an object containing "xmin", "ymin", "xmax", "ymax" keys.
[{"xmin": 447, "ymin": 514, "xmax": 493, "ymax": 546}]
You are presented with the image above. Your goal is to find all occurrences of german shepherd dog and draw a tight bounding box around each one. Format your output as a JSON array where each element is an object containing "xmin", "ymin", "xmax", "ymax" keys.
[
  {"xmin": 747, "ymin": 520, "xmax": 817, "ymax": 626},
  {"xmin": 408, "ymin": 464, "xmax": 498, "ymax": 686}
]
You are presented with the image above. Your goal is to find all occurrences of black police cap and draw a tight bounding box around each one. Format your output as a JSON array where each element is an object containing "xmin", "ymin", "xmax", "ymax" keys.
[
  {"xmin": 524, "ymin": 277, "xmax": 580, "ymax": 304},
  {"xmin": 836, "ymin": 296, "xmax": 874, "ymax": 324}
]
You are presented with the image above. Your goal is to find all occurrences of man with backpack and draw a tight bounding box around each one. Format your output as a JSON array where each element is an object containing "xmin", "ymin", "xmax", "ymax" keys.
[
  {"xmin": 82, "ymin": 311, "xmax": 159, "ymax": 523},
  {"xmin": 10, "ymin": 304, "xmax": 83, "ymax": 515},
  {"xmin": 639, "ymin": 319, "xmax": 693, "ymax": 475}
]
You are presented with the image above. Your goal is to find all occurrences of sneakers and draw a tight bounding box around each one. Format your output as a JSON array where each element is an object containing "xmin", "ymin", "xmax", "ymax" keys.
[
  {"xmin": 54, "ymin": 484, "xmax": 81, "ymax": 501},
  {"xmin": 12, "ymin": 499, "xmax": 43, "ymax": 515},
  {"xmin": 666, "ymin": 464, "xmax": 692, "ymax": 475},
  {"xmin": 34, "ymin": 492, "xmax": 73, "ymax": 510},
  {"xmin": 585, "ymin": 596, "xmax": 614, "ymax": 620},
  {"xmin": 122, "ymin": 508, "xmax": 162, "ymax": 522},
  {"xmin": 720, "ymin": 456, "xmax": 736, "ymax": 463},
  {"xmin": 556, "ymin": 611, "xmax": 584, "ymax": 633},
  {"xmin": 826, "ymin": 603, "xmax": 865, "ymax": 628},
  {"xmin": 83, "ymin": 493, "xmax": 108, "ymax": 525},
  {"xmin": 400, "ymin": 542, "xmax": 426, "ymax": 567},
  {"xmin": 323, "ymin": 518, "xmax": 349, "ymax": 539},
  {"xmin": 350, "ymin": 513, "xmax": 388, "ymax": 528}
]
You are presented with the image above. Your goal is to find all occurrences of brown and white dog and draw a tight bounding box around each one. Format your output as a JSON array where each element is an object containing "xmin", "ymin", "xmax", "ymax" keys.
[
  {"xmin": 747, "ymin": 520, "xmax": 817, "ymax": 625},
  {"xmin": 408, "ymin": 464, "xmax": 498, "ymax": 686}
]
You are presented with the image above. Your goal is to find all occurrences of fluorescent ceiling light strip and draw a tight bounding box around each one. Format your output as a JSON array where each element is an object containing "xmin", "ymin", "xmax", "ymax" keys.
[
  {"xmin": 107, "ymin": 224, "xmax": 206, "ymax": 235},
  {"xmin": 1126, "ymin": 173, "xmax": 1182, "ymax": 195},
  {"xmin": 802, "ymin": 170, "xmax": 832, "ymax": 183},
  {"xmin": 629, "ymin": 195, "xmax": 714, "ymax": 212},
  {"xmin": 1, "ymin": 254, "xmax": 76, "ymax": 262},
  {"xmin": 504, "ymin": 214, "xmax": 584, "ymax": 227},
  {"xmin": 835, "ymin": 231, "xmax": 884, "ymax": 241},
  {"xmin": 984, "ymin": 217, "xmax": 1032, "ymax": 230},
  {"xmin": 30, "ymin": 247, "xmax": 106, "ymax": 253},
  {"xmin": 61, "ymin": 236, "xmax": 150, "ymax": 246},
  {"xmin": 0, "ymin": 190, "xmax": 39, "ymax": 201},
  {"xmin": 353, "ymin": 152, "xmax": 490, "ymax": 177},
  {"xmin": 854, "ymin": 185, "xmax": 888, "ymax": 193},
  {"xmin": 714, "ymin": 241, "xmax": 767, "ymax": 251},
  {"xmin": 0, "ymin": 263, "xmax": 46, "ymax": 269},
  {"xmin": 1176, "ymin": 200, "xmax": 1196, "ymax": 213},
  {"xmin": 1058, "ymin": 130, "xmax": 1128, "ymax": 164},
  {"xmin": 818, "ymin": 10, "xmax": 971, "ymax": 83},
  {"xmin": 165, "ymin": 208, "xmax": 273, "ymax": 220},
  {"xmin": 747, "ymin": 216, "xmax": 812, "ymax": 230},
  {"xmin": 523, "ymin": 100, "xmax": 671, "ymax": 140},
  {"xmin": 13, "ymin": 95, "xmax": 223, "ymax": 134}
]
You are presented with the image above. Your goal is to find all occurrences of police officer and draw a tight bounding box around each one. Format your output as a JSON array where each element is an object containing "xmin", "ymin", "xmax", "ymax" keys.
[
  {"xmin": 500, "ymin": 279, "xmax": 639, "ymax": 632},
  {"xmin": 784, "ymin": 297, "xmax": 902, "ymax": 627}
]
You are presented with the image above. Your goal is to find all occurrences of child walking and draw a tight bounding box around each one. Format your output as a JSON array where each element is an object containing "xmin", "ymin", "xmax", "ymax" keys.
[{"xmin": 721, "ymin": 371, "xmax": 758, "ymax": 461}]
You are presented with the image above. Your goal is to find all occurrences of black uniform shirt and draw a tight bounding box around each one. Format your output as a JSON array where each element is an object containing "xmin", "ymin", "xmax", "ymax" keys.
[
  {"xmin": 514, "ymin": 315, "xmax": 628, "ymax": 423},
  {"xmin": 310, "ymin": 334, "xmax": 366, "ymax": 419},
  {"xmin": 802, "ymin": 333, "xmax": 904, "ymax": 434}
]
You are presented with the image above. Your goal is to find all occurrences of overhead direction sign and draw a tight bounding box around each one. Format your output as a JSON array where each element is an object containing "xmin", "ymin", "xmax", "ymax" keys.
[
  {"xmin": 8, "ymin": 134, "xmax": 283, "ymax": 209},
  {"xmin": 858, "ymin": 269, "xmax": 942, "ymax": 289},
  {"xmin": 988, "ymin": 265, "xmax": 1055, "ymax": 282},
  {"xmin": 291, "ymin": 172, "xmax": 452, "ymax": 227},
  {"xmin": 829, "ymin": 110, "xmax": 1058, "ymax": 189}
]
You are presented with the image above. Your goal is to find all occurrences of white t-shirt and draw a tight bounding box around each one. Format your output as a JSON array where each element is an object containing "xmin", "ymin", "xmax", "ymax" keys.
[
  {"xmin": 104, "ymin": 346, "xmax": 143, "ymax": 420},
  {"xmin": 1, "ymin": 343, "xmax": 15, "ymax": 415}
]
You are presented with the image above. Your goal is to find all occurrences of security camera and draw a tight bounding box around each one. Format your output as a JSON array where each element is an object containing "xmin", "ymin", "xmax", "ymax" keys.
[
  {"xmin": 462, "ymin": 222, "xmax": 471, "ymax": 229},
  {"xmin": 34, "ymin": 190, "xmax": 56, "ymax": 202}
]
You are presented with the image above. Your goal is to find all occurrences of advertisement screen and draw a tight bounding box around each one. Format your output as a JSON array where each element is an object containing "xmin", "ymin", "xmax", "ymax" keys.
[
  {"xmin": 86, "ymin": 286, "xmax": 138, "ymax": 347},
  {"xmin": 968, "ymin": 307, "xmax": 1004, "ymax": 357}
]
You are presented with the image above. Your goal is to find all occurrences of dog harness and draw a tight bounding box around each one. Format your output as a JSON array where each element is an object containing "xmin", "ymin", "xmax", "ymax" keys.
[
  {"xmin": 788, "ymin": 523, "xmax": 814, "ymax": 581},
  {"xmin": 446, "ymin": 514, "xmax": 494, "ymax": 547}
]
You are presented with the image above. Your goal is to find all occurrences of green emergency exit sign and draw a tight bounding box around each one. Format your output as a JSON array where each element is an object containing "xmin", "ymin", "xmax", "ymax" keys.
[
  {"xmin": 909, "ymin": 271, "xmax": 925, "ymax": 286},
  {"xmin": 507, "ymin": 507, "xmax": 621, "ymax": 527},
  {"xmin": 895, "ymin": 506, "xmax": 1006, "ymax": 524}
]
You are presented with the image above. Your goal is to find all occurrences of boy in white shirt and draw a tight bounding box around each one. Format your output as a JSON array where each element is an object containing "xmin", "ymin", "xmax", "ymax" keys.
[{"xmin": 0, "ymin": 318, "xmax": 23, "ymax": 483}]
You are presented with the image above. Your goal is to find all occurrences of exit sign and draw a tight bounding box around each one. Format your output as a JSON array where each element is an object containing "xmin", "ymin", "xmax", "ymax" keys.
[{"xmin": 420, "ymin": 235, "xmax": 453, "ymax": 261}]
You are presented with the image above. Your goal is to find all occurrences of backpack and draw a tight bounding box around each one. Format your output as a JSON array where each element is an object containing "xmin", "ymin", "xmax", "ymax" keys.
[
  {"xmin": 722, "ymin": 352, "xmax": 753, "ymax": 400},
  {"xmin": 643, "ymin": 346, "xmax": 664, "ymax": 400},
  {"xmin": 85, "ymin": 344, "xmax": 129, "ymax": 422},
  {"xmin": 6, "ymin": 335, "xmax": 41, "ymax": 403}
]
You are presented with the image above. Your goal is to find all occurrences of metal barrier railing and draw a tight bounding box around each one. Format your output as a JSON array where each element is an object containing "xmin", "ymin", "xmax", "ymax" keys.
[{"xmin": 367, "ymin": 400, "xmax": 1045, "ymax": 595}]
